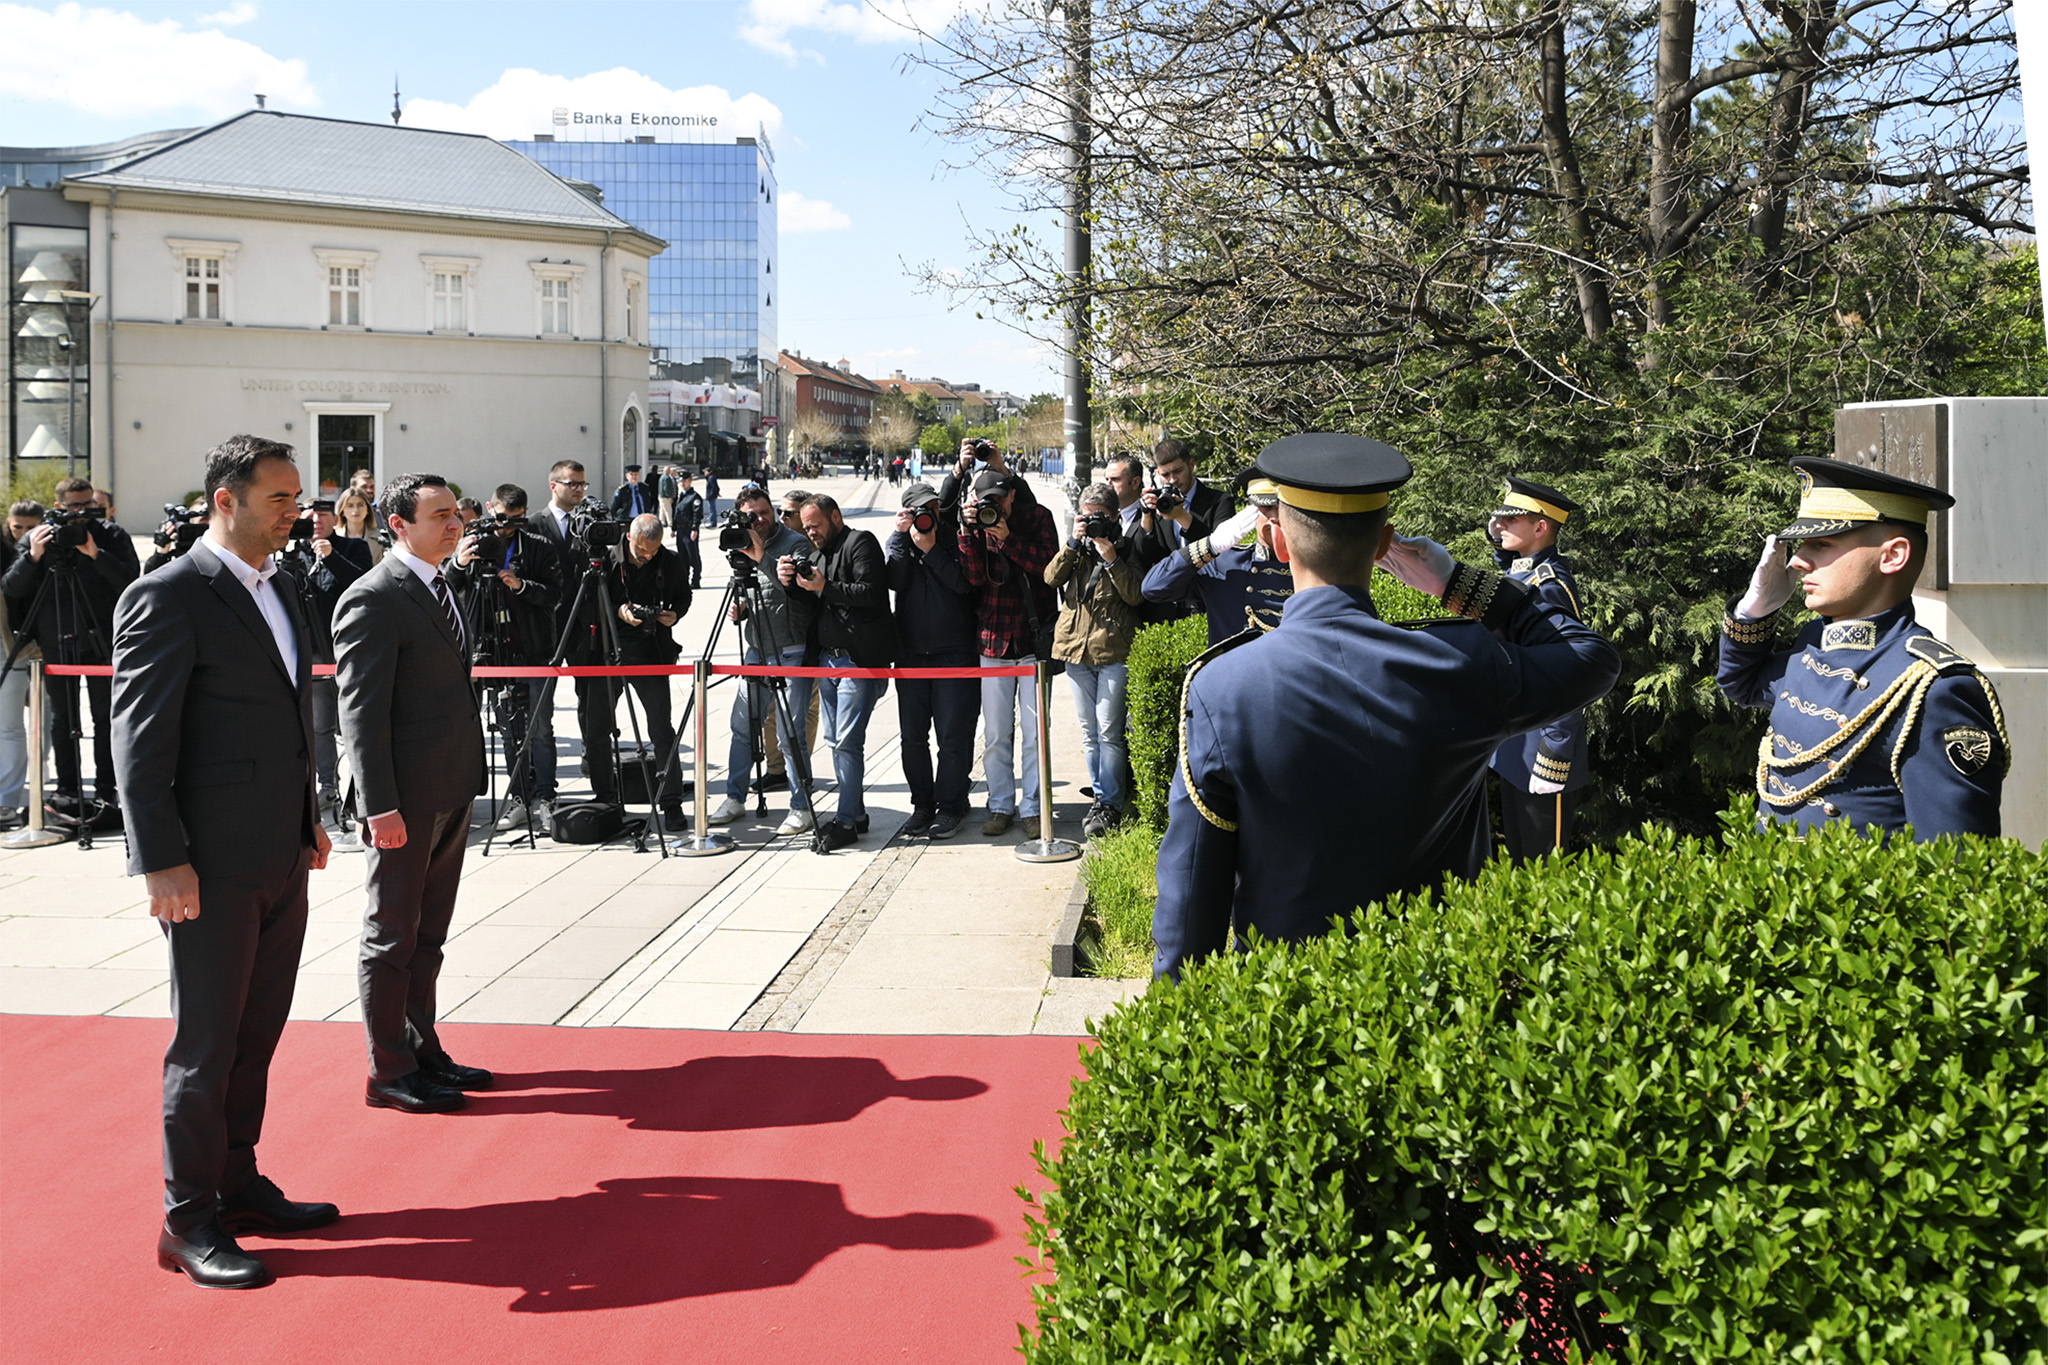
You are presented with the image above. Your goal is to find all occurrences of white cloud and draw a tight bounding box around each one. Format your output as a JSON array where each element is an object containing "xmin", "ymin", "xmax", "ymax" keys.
[
  {"xmin": 196, "ymin": 1, "xmax": 257, "ymax": 24},
  {"xmin": 402, "ymin": 67, "xmax": 783, "ymax": 142},
  {"xmin": 739, "ymin": 0, "xmax": 973, "ymax": 60},
  {"xmin": 0, "ymin": 3, "xmax": 315, "ymax": 118},
  {"xmin": 780, "ymin": 190, "xmax": 852, "ymax": 233}
]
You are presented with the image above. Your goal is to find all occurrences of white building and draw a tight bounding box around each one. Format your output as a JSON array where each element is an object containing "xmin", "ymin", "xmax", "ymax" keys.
[{"xmin": 58, "ymin": 111, "xmax": 662, "ymax": 512}]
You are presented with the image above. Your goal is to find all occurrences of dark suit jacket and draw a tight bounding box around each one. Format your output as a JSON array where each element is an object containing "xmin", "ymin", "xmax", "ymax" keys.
[
  {"xmin": 527, "ymin": 503, "xmax": 603, "ymax": 660},
  {"xmin": 334, "ymin": 555, "xmax": 486, "ymax": 818},
  {"xmin": 109, "ymin": 539, "xmax": 319, "ymax": 879}
]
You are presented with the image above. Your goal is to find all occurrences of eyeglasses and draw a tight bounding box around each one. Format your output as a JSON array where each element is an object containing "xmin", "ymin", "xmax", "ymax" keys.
[{"xmin": 554, "ymin": 480, "xmax": 588, "ymax": 489}]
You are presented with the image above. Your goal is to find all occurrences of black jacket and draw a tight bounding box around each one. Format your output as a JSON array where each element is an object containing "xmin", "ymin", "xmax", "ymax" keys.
[
  {"xmin": 1, "ymin": 517, "xmax": 140, "ymax": 662},
  {"xmin": 673, "ymin": 489, "xmax": 705, "ymax": 536},
  {"xmin": 808, "ymin": 524, "xmax": 896, "ymax": 667},
  {"xmin": 527, "ymin": 503, "xmax": 605, "ymax": 660},
  {"xmin": 612, "ymin": 481, "xmax": 658, "ymax": 519},
  {"xmin": 607, "ymin": 539, "xmax": 693, "ymax": 664},
  {"xmin": 278, "ymin": 534, "xmax": 372, "ymax": 663},
  {"xmin": 444, "ymin": 526, "xmax": 562, "ymax": 666},
  {"xmin": 1130, "ymin": 479, "xmax": 1229, "ymax": 570},
  {"xmin": 886, "ymin": 520, "xmax": 977, "ymax": 657}
]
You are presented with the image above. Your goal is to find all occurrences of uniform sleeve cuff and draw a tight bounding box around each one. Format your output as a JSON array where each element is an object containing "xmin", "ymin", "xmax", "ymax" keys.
[
  {"xmin": 1722, "ymin": 605, "xmax": 1777, "ymax": 645},
  {"xmin": 1185, "ymin": 535, "xmax": 1218, "ymax": 570},
  {"xmin": 1441, "ymin": 563, "xmax": 1528, "ymax": 631},
  {"xmin": 1532, "ymin": 752, "xmax": 1573, "ymax": 785}
]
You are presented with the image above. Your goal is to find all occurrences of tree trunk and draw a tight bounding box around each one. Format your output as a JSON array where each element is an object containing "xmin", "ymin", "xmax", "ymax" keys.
[
  {"xmin": 1537, "ymin": 0, "xmax": 1613, "ymax": 343},
  {"xmin": 1749, "ymin": 7, "xmax": 1829, "ymax": 260},
  {"xmin": 1647, "ymin": 0, "xmax": 1697, "ymax": 336}
]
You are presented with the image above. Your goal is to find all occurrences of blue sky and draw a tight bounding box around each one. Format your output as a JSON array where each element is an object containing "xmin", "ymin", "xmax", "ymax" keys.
[{"xmin": 0, "ymin": 0, "xmax": 1059, "ymax": 398}]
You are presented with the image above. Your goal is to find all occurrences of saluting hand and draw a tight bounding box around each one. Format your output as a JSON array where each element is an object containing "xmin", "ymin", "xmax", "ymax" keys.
[
  {"xmin": 1736, "ymin": 534, "xmax": 1794, "ymax": 621},
  {"xmin": 1380, "ymin": 532, "xmax": 1455, "ymax": 597}
]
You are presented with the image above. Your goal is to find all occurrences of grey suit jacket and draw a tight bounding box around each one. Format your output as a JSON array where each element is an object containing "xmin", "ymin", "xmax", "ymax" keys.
[
  {"xmin": 334, "ymin": 554, "xmax": 485, "ymax": 818},
  {"xmin": 110, "ymin": 539, "xmax": 319, "ymax": 879}
]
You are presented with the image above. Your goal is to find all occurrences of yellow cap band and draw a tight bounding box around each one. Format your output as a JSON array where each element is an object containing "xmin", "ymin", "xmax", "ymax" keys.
[
  {"xmin": 1797, "ymin": 486, "xmax": 1929, "ymax": 527},
  {"xmin": 1245, "ymin": 478, "xmax": 1279, "ymax": 498},
  {"xmin": 1500, "ymin": 492, "xmax": 1571, "ymax": 523},
  {"xmin": 1274, "ymin": 484, "xmax": 1390, "ymax": 514}
]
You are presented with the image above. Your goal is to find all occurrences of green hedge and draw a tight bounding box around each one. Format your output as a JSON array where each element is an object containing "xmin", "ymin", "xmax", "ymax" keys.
[
  {"xmin": 1024, "ymin": 812, "xmax": 2048, "ymax": 1362},
  {"xmin": 1126, "ymin": 570, "xmax": 1442, "ymax": 832}
]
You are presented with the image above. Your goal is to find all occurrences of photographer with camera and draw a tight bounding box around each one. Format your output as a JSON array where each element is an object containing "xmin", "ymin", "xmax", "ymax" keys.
[
  {"xmin": 1, "ymin": 501, "xmax": 44, "ymax": 829},
  {"xmin": 446, "ymin": 484, "xmax": 562, "ymax": 831},
  {"xmin": 709, "ymin": 485, "xmax": 821, "ymax": 836},
  {"xmin": 1046, "ymin": 483, "xmax": 1147, "ymax": 840},
  {"xmin": 887, "ymin": 480, "xmax": 980, "ymax": 839},
  {"xmin": 1130, "ymin": 439, "xmax": 1228, "ymax": 587},
  {"xmin": 2, "ymin": 476, "xmax": 140, "ymax": 821},
  {"xmin": 781, "ymin": 493, "xmax": 894, "ymax": 852},
  {"xmin": 277, "ymin": 497, "xmax": 373, "ymax": 834},
  {"xmin": 529, "ymin": 459, "xmax": 629, "ymax": 806},
  {"xmin": 956, "ymin": 465, "xmax": 1059, "ymax": 836},
  {"xmin": 606, "ymin": 514, "xmax": 694, "ymax": 827},
  {"xmin": 144, "ymin": 499, "xmax": 211, "ymax": 574}
]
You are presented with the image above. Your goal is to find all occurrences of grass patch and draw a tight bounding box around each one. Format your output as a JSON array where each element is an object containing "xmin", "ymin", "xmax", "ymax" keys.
[{"xmin": 1079, "ymin": 822, "xmax": 1162, "ymax": 979}]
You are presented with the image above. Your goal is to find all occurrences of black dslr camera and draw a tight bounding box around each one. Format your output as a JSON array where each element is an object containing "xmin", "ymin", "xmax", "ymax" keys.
[
  {"xmin": 785, "ymin": 547, "xmax": 817, "ymax": 582},
  {"xmin": 566, "ymin": 504, "xmax": 624, "ymax": 555},
  {"xmin": 624, "ymin": 603, "xmax": 661, "ymax": 626},
  {"xmin": 286, "ymin": 514, "xmax": 315, "ymax": 541},
  {"xmin": 910, "ymin": 506, "xmax": 939, "ymax": 535},
  {"xmin": 1152, "ymin": 482, "xmax": 1185, "ymax": 514},
  {"xmin": 965, "ymin": 438, "xmax": 997, "ymax": 463},
  {"xmin": 716, "ymin": 505, "xmax": 756, "ymax": 553},
  {"xmin": 1082, "ymin": 511, "xmax": 1121, "ymax": 541},
  {"xmin": 44, "ymin": 503, "xmax": 105, "ymax": 550}
]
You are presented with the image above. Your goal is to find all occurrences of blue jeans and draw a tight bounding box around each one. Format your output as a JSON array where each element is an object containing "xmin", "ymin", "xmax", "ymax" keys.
[
  {"xmin": 981, "ymin": 654, "xmax": 1040, "ymax": 818},
  {"xmin": 1066, "ymin": 662, "xmax": 1129, "ymax": 809},
  {"xmin": 817, "ymin": 652, "xmax": 886, "ymax": 825},
  {"xmin": 728, "ymin": 644, "xmax": 813, "ymax": 809}
]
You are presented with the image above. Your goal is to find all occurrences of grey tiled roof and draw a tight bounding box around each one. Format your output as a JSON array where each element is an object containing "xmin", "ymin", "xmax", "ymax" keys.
[{"xmin": 71, "ymin": 111, "xmax": 647, "ymax": 237}]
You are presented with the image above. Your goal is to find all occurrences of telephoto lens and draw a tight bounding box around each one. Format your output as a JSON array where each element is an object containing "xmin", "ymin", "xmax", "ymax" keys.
[
  {"xmin": 910, "ymin": 507, "xmax": 939, "ymax": 535},
  {"xmin": 966, "ymin": 498, "xmax": 1002, "ymax": 528}
]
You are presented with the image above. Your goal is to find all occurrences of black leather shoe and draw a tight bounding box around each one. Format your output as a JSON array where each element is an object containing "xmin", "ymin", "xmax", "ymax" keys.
[
  {"xmin": 811, "ymin": 819, "xmax": 858, "ymax": 854},
  {"xmin": 658, "ymin": 802, "xmax": 688, "ymax": 829},
  {"xmin": 218, "ymin": 1174, "xmax": 339, "ymax": 1235},
  {"xmin": 417, "ymin": 1053, "xmax": 493, "ymax": 1091},
  {"xmin": 853, "ymin": 813, "xmax": 870, "ymax": 835},
  {"xmin": 157, "ymin": 1223, "xmax": 273, "ymax": 1289},
  {"xmin": 365, "ymin": 1072, "xmax": 467, "ymax": 1112}
]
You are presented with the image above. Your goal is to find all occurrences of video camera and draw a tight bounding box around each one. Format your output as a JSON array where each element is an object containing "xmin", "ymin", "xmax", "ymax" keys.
[
  {"xmin": 566, "ymin": 503, "xmax": 625, "ymax": 556},
  {"xmin": 44, "ymin": 503, "xmax": 106, "ymax": 550},
  {"xmin": 469, "ymin": 511, "xmax": 530, "ymax": 538},
  {"xmin": 716, "ymin": 504, "xmax": 757, "ymax": 554},
  {"xmin": 156, "ymin": 503, "xmax": 208, "ymax": 557}
]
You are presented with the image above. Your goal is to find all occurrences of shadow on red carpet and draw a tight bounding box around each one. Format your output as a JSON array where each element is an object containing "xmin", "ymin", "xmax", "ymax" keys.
[{"xmin": 0, "ymin": 1014, "xmax": 1084, "ymax": 1363}]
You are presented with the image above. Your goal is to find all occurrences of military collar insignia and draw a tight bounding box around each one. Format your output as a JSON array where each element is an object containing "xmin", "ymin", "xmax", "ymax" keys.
[
  {"xmin": 1821, "ymin": 621, "xmax": 1877, "ymax": 652},
  {"xmin": 1510, "ymin": 557, "xmax": 1535, "ymax": 574}
]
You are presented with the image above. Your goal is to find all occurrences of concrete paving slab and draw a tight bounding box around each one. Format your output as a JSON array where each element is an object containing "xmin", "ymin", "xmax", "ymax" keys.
[
  {"xmin": 791, "ymin": 985, "xmax": 1046, "ymax": 1035},
  {"xmin": 613, "ymin": 980, "xmax": 763, "ymax": 1030},
  {"xmin": 718, "ymin": 890, "xmax": 838, "ymax": 933},
  {"xmin": 665, "ymin": 928, "xmax": 809, "ymax": 985},
  {"xmin": 828, "ymin": 932, "xmax": 1051, "ymax": 991},
  {"xmin": 868, "ymin": 892, "xmax": 1065, "ymax": 937},
  {"xmin": 477, "ymin": 881, "xmax": 624, "ymax": 927},
  {"xmin": 1033, "ymin": 978, "xmax": 1147, "ymax": 1036},
  {"xmin": 760, "ymin": 854, "xmax": 874, "ymax": 893},
  {"xmin": 0, "ymin": 916, "xmax": 161, "ymax": 969},
  {"xmin": 437, "ymin": 922, "xmax": 565, "ymax": 978},
  {"xmin": 104, "ymin": 978, "xmax": 174, "ymax": 1019},
  {"xmin": 443, "ymin": 976, "xmax": 595, "ymax": 1026},
  {"xmin": 0, "ymin": 966, "xmax": 167, "ymax": 1015},
  {"xmin": 511, "ymin": 924, "xmax": 659, "ymax": 980},
  {"xmin": 0, "ymin": 875, "xmax": 148, "ymax": 915}
]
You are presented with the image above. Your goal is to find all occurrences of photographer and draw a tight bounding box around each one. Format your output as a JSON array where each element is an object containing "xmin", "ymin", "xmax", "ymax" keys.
[
  {"xmin": 708, "ymin": 485, "xmax": 820, "ymax": 836},
  {"xmin": 887, "ymin": 480, "xmax": 980, "ymax": 839},
  {"xmin": 955, "ymin": 466, "xmax": 1059, "ymax": 836},
  {"xmin": 1, "ymin": 476, "xmax": 140, "ymax": 818},
  {"xmin": 529, "ymin": 458, "xmax": 626, "ymax": 805},
  {"xmin": 672, "ymin": 468, "xmax": 705, "ymax": 588},
  {"xmin": 1047, "ymin": 484, "xmax": 1147, "ymax": 840},
  {"xmin": 143, "ymin": 499, "xmax": 210, "ymax": 574},
  {"xmin": 607, "ymin": 514, "xmax": 693, "ymax": 827},
  {"xmin": 1, "ymin": 501, "xmax": 44, "ymax": 829},
  {"xmin": 760, "ymin": 487, "xmax": 822, "ymax": 791},
  {"xmin": 1129, "ymin": 440, "xmax": 1228, "ymax": 595},
  {"xmin": 782, "ymin": 493, "xmax": 894, "ymax": 851},
  {"xmin": 278, "ymin": 497, "xmax": 373, "ymax": 832},
  {"xmin": 447, "ymin": 484, "xmax": 563, "ymax": 830}
]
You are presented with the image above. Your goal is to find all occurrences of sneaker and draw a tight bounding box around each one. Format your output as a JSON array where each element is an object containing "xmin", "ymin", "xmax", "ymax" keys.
[
  {"xmin": 754, "ymin": 770, "xmax": 790, "ymax": 793},
  {"xmin": 493, "ymin": 801, "xmax": 528, "ymax": 833},
  {"xmin": 708, "ymin": 797, "xmax": 748, "ymax": 826},
  {"xmin": 776, "ymin": 808, "xmax": 815, "ymax": 837},
  {"xmin": 927, "ymin": 812, "xmax": 964, "ymax": 840},
  {"xmin": 900, "ymin": 808, "xmax": 937, "ymax": 838},
  {"xmin": 328, "ymin": 827, "xmax": 364, "ymax": 852},
  {"xmin": 658, "ymin": 802, "xmax": 688, "ymax": 829},
  {"xmin": 1083, "ymin": 802, "xmax": 1112, "ymax": 840},
  {"xmin": 811, "ymin": 819, "xmax": 857, "ymax": 853},
  {"xmin": 982, "ymin": 810, "xmax": 1014, "ymax": 837}
]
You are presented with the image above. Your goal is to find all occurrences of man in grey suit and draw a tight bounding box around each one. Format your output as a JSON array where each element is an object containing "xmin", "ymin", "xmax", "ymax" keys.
[
  {"xmin": 335, "ymin": 472, "xmax": 489, "ymax": 1114},
  {"xmin": 112, "ymin": 435, "xmax": 337, "ymax": 1290}
]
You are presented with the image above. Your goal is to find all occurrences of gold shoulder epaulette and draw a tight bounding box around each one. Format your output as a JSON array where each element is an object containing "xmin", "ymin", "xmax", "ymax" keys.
[
  {"xmin": 1178, "ymin": 629, "xmax": 1259, "ymax": 831},
  {"xmin": 1526, "ymin": 562, "xmax": 1582, "ymax": 620},
  {"xmin": 1905, "ymin": 635, "xmax": 1975, "ymax": 673}
]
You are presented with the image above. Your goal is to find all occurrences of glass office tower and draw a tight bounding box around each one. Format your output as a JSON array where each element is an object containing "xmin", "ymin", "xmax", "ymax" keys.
[{"xmin": 507, "ymin": 137, "xmax": 777, "ymax": 391}]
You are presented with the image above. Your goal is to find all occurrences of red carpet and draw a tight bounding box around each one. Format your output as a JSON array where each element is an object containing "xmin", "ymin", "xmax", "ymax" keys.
[{"xmin": 0, "ymin": 1015, "xmax": 1086, "ymax": 1363}]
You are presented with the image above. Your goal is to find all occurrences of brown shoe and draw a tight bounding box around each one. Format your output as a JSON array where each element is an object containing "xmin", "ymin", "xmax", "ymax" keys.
[{"xmin": 982, "ymin": 810, "xmax": 1014, "ymax": 836}]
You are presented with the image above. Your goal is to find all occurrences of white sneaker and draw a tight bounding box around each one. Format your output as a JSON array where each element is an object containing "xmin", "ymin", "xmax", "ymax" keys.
[
  {"xmin": 708, "ymin": 796, "xmax": 747, "ymax": 826},
  {"xmin": 493, "ymin": 801, "xmax": 528, "ymax": 832},
  {"xmin": 776, "ymin": 808, "xmax": 815, "ymax": 836}
]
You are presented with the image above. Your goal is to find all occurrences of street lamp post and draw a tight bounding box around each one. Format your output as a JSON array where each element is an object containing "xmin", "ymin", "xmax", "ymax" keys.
[{"xmin": 1048, "ymin": 0, "xmax": 1092, "ymax": 481}]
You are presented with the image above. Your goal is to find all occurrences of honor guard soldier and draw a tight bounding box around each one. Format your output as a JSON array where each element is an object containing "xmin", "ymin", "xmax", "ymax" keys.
[
  {"xmin": 1485, "ymin": 476, "xmax": 1589, "ymax": 859},
  {"xmin": 1151, "ymin": 434, "xmax": 1622, "ymax": 980},
  {"xmin": 1718, "ymin": 457, "xmax": 2008, "ymax": 838},
  {"xmin": 1139, "ymin": 477, "xmax": 1294, "ymax": 646}
]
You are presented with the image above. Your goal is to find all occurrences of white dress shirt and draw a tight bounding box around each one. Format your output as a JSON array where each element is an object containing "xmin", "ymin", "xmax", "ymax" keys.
[{"xmin": 202, "ymin": 531, "xmax": 299, "ymax": 683}]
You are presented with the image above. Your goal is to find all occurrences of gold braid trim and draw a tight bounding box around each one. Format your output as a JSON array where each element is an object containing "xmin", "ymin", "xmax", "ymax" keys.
[
  {"xmin": 1723, "ymin": 611, "xmax": 1777, "ymax": 646},
  {"xmin": 1978, "ymin": 670, "xmax": 2014, "ymax": 778},
  {"xmin": 1756, "ymin": 659, "xmax": 1934, "ymax": 808},
  {"xmin": 1442, "ymin": 563, "xmax": 1504, "ymax": 622},
  {"xmin": 1178, "ymin": 640, "xmax": 1247, "ymax": 833},
  {"xmin": 1185, "ymin": 535, "xmax": 1218, "ymax": 571}
]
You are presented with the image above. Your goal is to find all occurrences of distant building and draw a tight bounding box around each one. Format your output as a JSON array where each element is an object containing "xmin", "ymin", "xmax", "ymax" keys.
[
  {"xmin": 5, "ymin": 110, "xmax": 660, "ymax": 512},
  {"xmin": 873, "ymin": 371, "xmax": 969, "ymax": 423},
  {"xmin": 778, "ymin": 351, "xmax": 879, "ymax": 452}
]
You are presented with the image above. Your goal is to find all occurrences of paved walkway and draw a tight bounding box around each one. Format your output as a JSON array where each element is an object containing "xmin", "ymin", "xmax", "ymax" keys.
[{"xmin": 0, "ymin": 473, "xmax": 1146, "ymax": 1036}]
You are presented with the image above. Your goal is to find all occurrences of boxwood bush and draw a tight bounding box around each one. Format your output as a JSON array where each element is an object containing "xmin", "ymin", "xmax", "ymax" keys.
[{"xmin": 1023, "ymin": 811, "xmax": 2048, "ymax": 1362}]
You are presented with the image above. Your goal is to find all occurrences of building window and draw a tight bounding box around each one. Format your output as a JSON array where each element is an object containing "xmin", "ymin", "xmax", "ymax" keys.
[
  {"xmin": 433, "ymin": 271, "xmax": 465, "ymax": 330},
  {"xmin": 625, "ymin": 281, "xmax": 639, "ymax": 343},
  {"xmin": 541, "ymin": 278, "xmax": 570, "ymax": 334},
  {"xmin": 185, "ymin": 256, "xmax": 222, "ymax": 320},
  {"xmin": 328, "ymin": 265, "xmax": 362, "ymax": 325}
]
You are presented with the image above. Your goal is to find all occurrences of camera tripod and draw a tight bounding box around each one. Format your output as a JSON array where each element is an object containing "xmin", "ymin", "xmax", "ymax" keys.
[{"xmin": 0, "ymin": 548, "xmax": 114, "ymax": 850}]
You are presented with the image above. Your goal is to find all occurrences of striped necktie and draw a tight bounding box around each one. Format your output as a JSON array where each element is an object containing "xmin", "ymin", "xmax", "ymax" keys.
[{"xmin": 430, "ymin": 573, "xmax": 464, "ymax": 650}]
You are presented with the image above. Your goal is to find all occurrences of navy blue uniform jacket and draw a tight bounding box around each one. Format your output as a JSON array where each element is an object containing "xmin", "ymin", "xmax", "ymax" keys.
[
  {"xmin": 1488, "ymin": 547, "xmax": 1590, "ymax": 793},
  {"xmin": 1153, "ymin": 577, "xmax": 1620, "ymax": 979}
]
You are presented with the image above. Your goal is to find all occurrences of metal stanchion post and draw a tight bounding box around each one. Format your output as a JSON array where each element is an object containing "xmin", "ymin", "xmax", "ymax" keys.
[
  {"xmin": 672, "ymin": 658, "xmax": 732, "ymax": 856},
  {"xmin": 4, "ymin": 662, "xmax": 65, "ymax": 849},
  {"xmin": 1016, "ymin": 658, "xmax": 1080, "ymax": 863}
]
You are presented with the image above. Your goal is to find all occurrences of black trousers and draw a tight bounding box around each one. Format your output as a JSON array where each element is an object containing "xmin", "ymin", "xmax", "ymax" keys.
[
  {"xmin": 1499, "ymin": 783, "xmax": 1583, "ymax": 863},
  {"xmin": 359, "ymin": 800, "xmax": 472, "ymax": 1082},
  {"xmin": 575, "ymin": 674, "xmax": 619, "ymax": 802},
  {"xmin": 161, "ymin": 846, "xmax": 312, "ymax": 1234},
  {"xmin": 621, "ymin": 672, "xmax": 681, "ymax": 802},
  {"xmin": 48, "ymin": 672, "xmax": 115, "ymax": 800},
  {"xmin": 677, "ymin": 533, "xmax": 703, "ymax": 587},
  {"xmin": 896, "ymin": 650, "xmax": 982, "ymax": 817}
]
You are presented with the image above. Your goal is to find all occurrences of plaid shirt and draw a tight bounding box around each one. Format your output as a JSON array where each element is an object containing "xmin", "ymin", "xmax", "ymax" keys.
[{"xmin": 956, "ymin": 498, "xmax": 1059, "ymax": 658}]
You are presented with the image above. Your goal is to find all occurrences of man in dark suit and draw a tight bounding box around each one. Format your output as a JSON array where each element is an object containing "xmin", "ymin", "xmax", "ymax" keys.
[
  {"xmin": 611, "ymin": 463, "xmax": 657, "ymax": 519},
  {"xmin": 112, "ymin": 434, "xmax": 337, "ymax": 1290},
  {"xmin": 530, "ymin": 457, "xmax": 620, "ymax": 804},
  {"xmin": 335, "ymin": 473, "xmax": 489, "ymax": 1115}
]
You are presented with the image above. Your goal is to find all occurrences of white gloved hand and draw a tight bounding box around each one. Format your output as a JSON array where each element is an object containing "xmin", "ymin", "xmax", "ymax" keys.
[
  {"xmin": 1529, "ymin": 776, "xmax": 1566, "ymax": 796},
  {"xmin": 1212, "ymin": 503, "xmax": 1262, "ymax": 548},
  {"xmin": 1736, "ymin": 535, "xmax": 1794, "ymax": 620},
  {"xmin": 1379, "ymin": 532, "xmax": 1456, "ymax": 597}
]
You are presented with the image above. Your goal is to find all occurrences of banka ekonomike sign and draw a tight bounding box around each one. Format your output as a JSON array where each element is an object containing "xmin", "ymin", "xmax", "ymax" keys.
[{"xmin": 550, "ymin": 106, "xmax": 719, "ymax": 132}]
